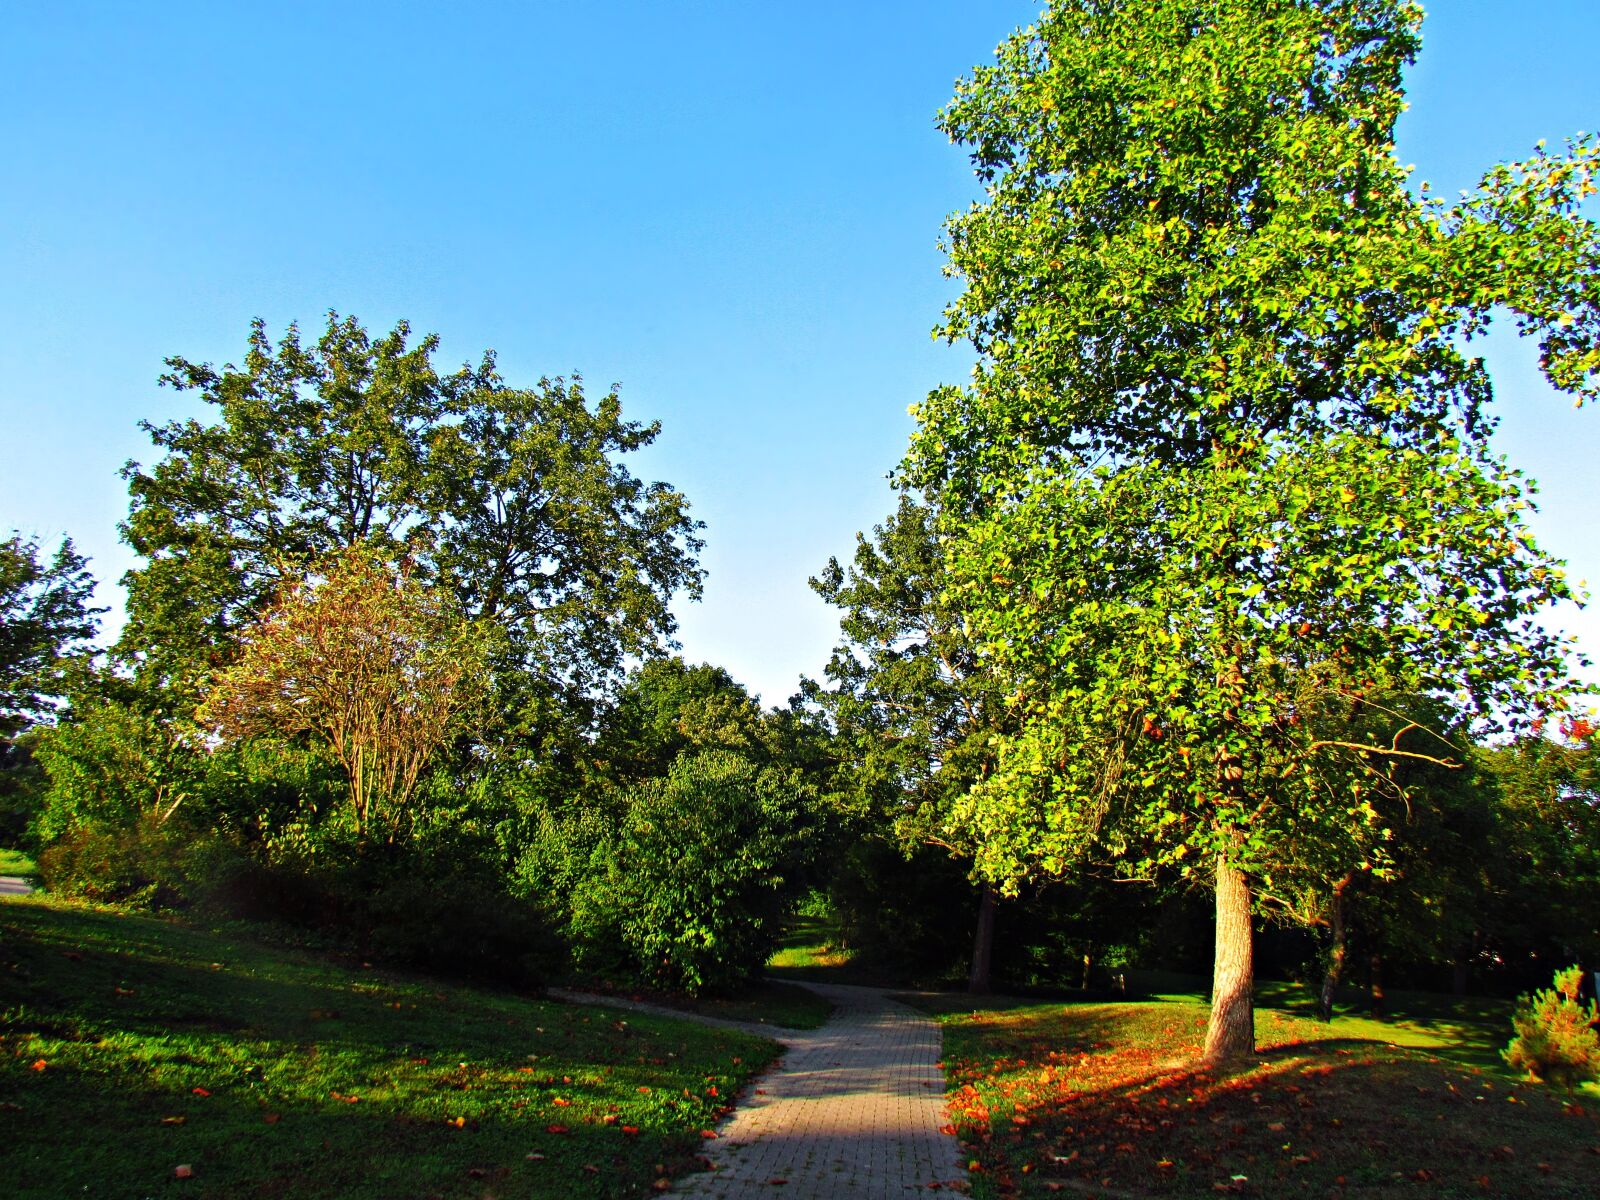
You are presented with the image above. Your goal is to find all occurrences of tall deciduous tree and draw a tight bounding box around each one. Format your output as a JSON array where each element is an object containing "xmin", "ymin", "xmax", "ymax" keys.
[
  {"xmin": 198, "ymin": 547, "xmax": 490, "ymax": 841},
  {"xmin": 908, "ymin": 0, "xmax": 1599, "ymax": 1060},
  {"xmin": 0, "ymin": 535, "xmax": 105, "ymax": 841},
  {"xmin": 121, "ymin": 313, "xmax": 703, "ymax": 731}
]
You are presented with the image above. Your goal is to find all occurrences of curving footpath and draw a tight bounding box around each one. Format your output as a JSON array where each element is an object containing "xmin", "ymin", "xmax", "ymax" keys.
[{"xmin": 550, "ymin": 982, "xmax": 968, "ymax": 1197}]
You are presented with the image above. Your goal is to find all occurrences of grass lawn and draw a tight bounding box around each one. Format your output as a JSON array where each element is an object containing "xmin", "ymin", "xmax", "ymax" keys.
[
  {"xmin": 0, "ymin": 847, "xmax": 36, "ymax": 876},
  {"xmin": 0, "ymin": 894, "xmax": 780, "ymax": 1199},
  {"xmin": 918, "ymin": 995, "xmax": 1600, "ymax": 1199},
  {"xmin": 766, "ymin": 916, "xmax": 921, "ymax": 988}
]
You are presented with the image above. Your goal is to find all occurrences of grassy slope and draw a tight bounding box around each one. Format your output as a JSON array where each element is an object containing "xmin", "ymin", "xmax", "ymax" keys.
[
  {"xmin": 0, "ymin": 848, "xmax": 36, "ymax": 876},
  {"xmin": 0, "ymin": 896, "xmax": 779, "ymax": 1200},
  {"xmin": 922, "ymin": 995, "xmax": 1600, "ymax": 1199}
]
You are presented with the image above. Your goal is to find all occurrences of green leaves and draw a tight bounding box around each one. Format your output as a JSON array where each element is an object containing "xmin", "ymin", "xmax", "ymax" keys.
[
  {"xmin": 0, "ymin": 535, "xmax": 104, "ymax": 738},
  {"xmin": 120, "ymin": 314, "xmax": 704, "ymax": 733},
  {"xmin": 908, "ymin": 0, "xmax": 1597, "ymax": 1052}
]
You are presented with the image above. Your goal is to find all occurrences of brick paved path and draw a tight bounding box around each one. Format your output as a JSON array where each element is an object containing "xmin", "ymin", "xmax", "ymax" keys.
[
  {"xmin": 554, "ymin": 982, "xmax": 968, "ymax": 1197},
  {"xmin": 681, "ymin": 981, "xmax": 966, "ymax": 1197}
]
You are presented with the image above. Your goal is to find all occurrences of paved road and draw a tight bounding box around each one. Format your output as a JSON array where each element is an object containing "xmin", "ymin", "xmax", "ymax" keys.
[
  {"xmin": 553, "ymin": 982, "xmax": 968, "ymax": 1198},
  {"xmin": 0, "ymin": 876, "xmax": 32, "ymax": 896}
]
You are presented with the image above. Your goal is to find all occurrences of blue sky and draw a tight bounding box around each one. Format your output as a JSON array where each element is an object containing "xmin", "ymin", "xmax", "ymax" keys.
[{"xmin": 2, "ymin": 2, "xmax": 1596, "ymax": 706}]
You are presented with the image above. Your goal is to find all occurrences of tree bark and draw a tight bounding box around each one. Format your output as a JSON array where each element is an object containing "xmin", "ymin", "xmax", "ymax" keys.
[
  {"xmin": 1367, "ymin": 952, "xmax": 1385, "ymax": 1016},
  {"xmin": 1318, "ymin": 874, "xmax": 1353, "ymax": 1022},
  {"xmin": 1204, "ymin": 854, "xmax": 1255, "ymax": 1063},
  {"xmin": 968, "ymin": 882, "xmax": 997, "ymax": 994}
]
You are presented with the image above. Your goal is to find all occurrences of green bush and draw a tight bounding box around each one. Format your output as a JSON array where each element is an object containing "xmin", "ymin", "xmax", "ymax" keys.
[
  {"xmin": 1503, "ymin": 964, "xmax": 1600, "ymax": 1088},
  {"xmin": 36, "ymin": 814, "xmax": 236, "ymax": 908},
  {"xmin": 570, "ymin": 750, "xmax": 821, "ymax": 994},
  {"xmin": 364, "ymin": 864, "xmax": 562, "ymax": 987}
]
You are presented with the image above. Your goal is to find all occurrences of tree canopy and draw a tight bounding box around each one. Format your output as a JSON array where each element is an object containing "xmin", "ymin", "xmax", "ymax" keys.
[
  {"xmin": 198, "ymin": 546, "xmax": 491, "ymax": 841},
  {"xmin": 906, "ymin": 0, "xmax": 1599, "ymax": 1060},
  {"xmin": 120, "ymin": 313, "xmax": 704, "ymax": 730}
]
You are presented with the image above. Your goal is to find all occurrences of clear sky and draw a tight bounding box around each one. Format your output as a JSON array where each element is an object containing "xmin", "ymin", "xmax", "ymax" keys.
[{"xmin": 2, "ymin": 2, "xmax": 1596, "ymax": 706}]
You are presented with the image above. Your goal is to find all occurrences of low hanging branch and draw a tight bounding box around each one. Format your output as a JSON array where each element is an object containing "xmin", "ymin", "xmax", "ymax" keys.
[{"xmin": 198, "ymin": 546, "xmax": 491, "ymax": 840}]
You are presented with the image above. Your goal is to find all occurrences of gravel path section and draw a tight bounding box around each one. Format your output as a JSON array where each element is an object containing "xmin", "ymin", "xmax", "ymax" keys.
[{"xmin": 550, "ymin": 981, "xmax": 968, "ymax": 1197}]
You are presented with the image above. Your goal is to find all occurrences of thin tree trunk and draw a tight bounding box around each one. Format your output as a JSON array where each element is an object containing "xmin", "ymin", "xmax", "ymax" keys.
[
  {"xmin": 1080, "ymin": 943, "xmax": 1095, "ymax": 992},
  {"xmin": 968, "ymin": 882, "xmax": 997, "ymax": 995},
  {"xmin": 1368, "ymin": 952, "xmax": 1385, "ymax": 1016},
  {"xmin": 1204, "ymin": 853, "xmax": 1255, "ymax": 1063},
  {"xmin": 1451, "ymin": 946, "xmax": 1471, "ymax": 997},
  {"xmin": 1318, "ymin": 874, "xmax": 1353, "ymax": 1022}
]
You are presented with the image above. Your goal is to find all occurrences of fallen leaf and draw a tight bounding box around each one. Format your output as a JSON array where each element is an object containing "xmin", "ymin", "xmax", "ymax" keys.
[
  {"xmin": 546, "ymin": 1124, "xmax": 570, "ymax": 1135},
  {"xmin": 263, "ymin": 1113, "xmax": 281, "ymax": 1125},
  {"xmin": 191, "ymin": 1088, "xmax": 211, "ymax": 1097},
  {"xmin": 161, "ymin": 1116, "xmax": 187, "ymax": 1126},
  {"xmin": 30, "ymin": 1060, "xmax": 46, "ymax": 1072},
  {"xmin": 174, "ymin": 1165, "xmax": 193, "ymax": 1179}
]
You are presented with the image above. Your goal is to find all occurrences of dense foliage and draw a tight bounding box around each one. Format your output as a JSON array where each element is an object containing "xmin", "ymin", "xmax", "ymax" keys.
[
  {"xmin": 568, "ymin": 750, "xmax": 822, "ymax": 993},
  {"xmin": 198, "ymin": 546, "xmax": 491, "ymax": 841},
  {"xmin": 1503, "ymin": 964, "xmax": 1600, "ymax": 1088},
  {"xmin": 120, "ymin": 313, "xmax": 702, "ymax": 735}
]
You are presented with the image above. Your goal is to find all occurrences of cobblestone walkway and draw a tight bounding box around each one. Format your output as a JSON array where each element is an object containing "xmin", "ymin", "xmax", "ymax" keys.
[{"xmin": 552, "ymin": 982, "xmax": 967, "ymax": 1197}]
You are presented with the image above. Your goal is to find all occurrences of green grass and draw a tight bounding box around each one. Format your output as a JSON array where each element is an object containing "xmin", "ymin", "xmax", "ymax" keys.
[
  {"xmin": 765, "ymin": 916, "xmax": 908, "ymax": 987},
  {"xmin": 677, "ymin": 981, "xmax": 833, "ymax": 1030},
  {"xmin": 922, "ymin": 995, "xmax": 1600, "ymax": 1199},
  {"xmin": 0, "ymin": 895, "xmax": 780, "ymax": 1199},
  {"xmin": 0, "ymin": 848, "xmax": 36, "ymax": 876}
]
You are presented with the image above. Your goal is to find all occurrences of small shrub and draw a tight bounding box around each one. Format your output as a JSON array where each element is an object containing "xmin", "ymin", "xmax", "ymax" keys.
[{"xmin": 1503, "ymin": 964, "xmax": 1600, "ymax": 1088}]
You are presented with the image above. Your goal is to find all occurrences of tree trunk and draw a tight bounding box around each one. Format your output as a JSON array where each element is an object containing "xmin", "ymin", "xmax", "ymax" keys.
[
  {"xmin": 1367, "ymin": 952, "xmax": 1385, "ymax": 1016},
  {"xmin": 1204, "ymin": 854, "xmax": 1255, "ymax": 1063},
  {"xmin": 1318, "ymin": 874, "xmax": 1353, "ymax": 1023},
  {"xmin": 968, "ymin": 882, "xmax": 997, "ymax": 994},
  {"xmin": 1080, "ymin": 944, "xmax": 1095, "ymax": 992}
]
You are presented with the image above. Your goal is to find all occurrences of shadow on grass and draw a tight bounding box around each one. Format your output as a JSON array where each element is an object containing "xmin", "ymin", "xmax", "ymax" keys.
[
  {"xmin": 937, "ymin": 999, "xmax": 1600, "ymax": 1199},
  {"xmin": 0, "ymin": 897, "xmax": 777, "ymax": 1200}
]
